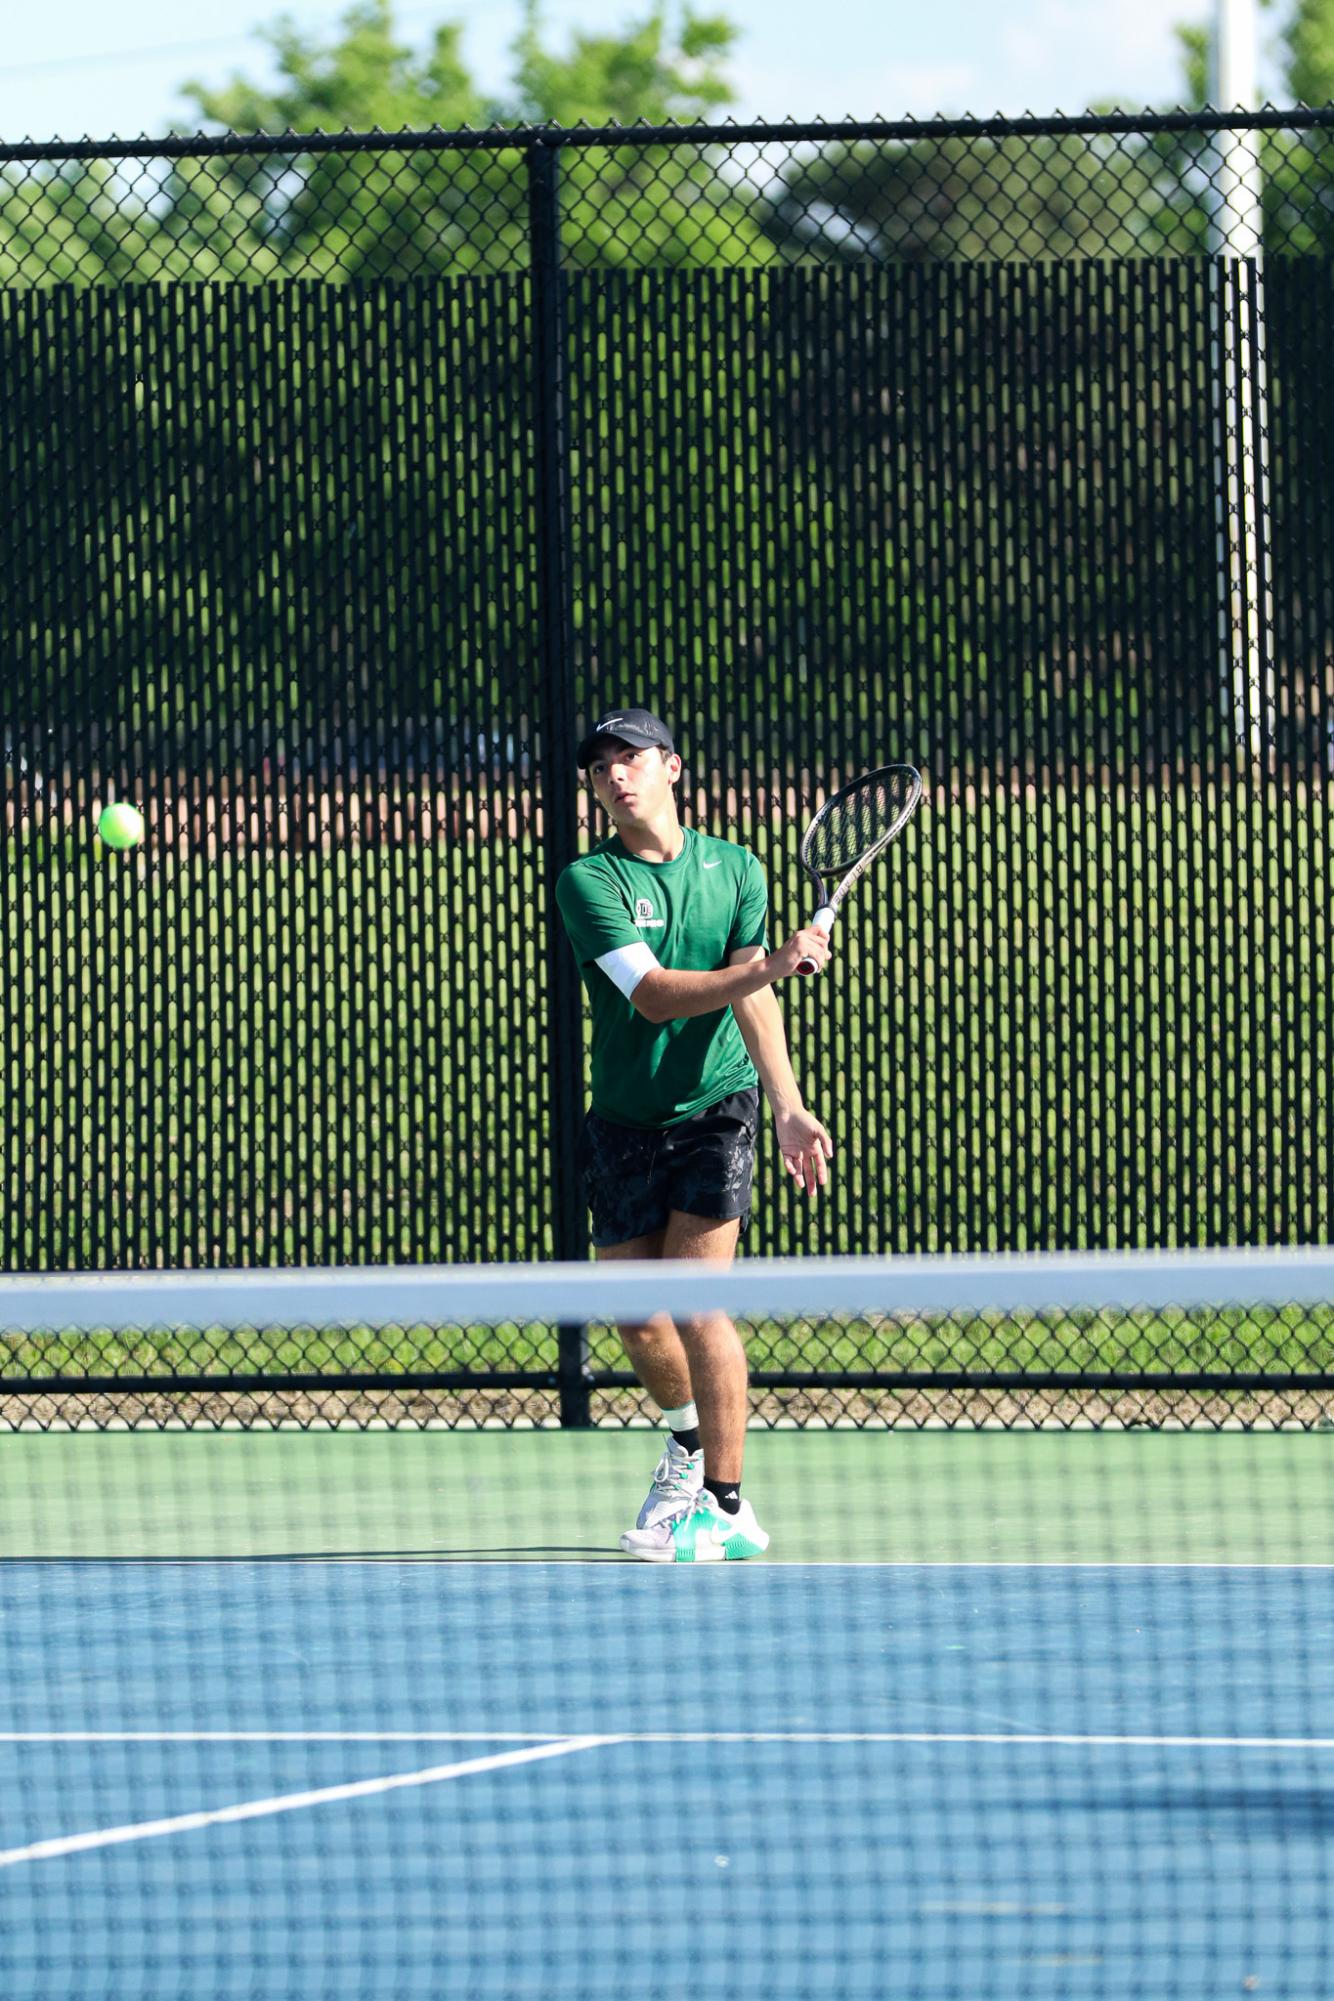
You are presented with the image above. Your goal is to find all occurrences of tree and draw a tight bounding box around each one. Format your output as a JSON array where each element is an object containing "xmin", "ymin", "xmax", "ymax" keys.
[
  {"xmin": 741, "ymin": 132, "xmax": 1204, "ymax": 265},
  {"xmin": 1279, "ymin": 0, "xmax": 1334, "ymax": 102},
  {"xmin": 1263, "ymin": 0, "xmax": 1334, "ymax": 256},
  {"xmin": 1167, "ymin": 0, "xmax": 1334, "ymax": 253},
  {"xmin": 157, "ymin": 1, "xmax": 509, "ymax": 281},
  {"xmin": 0, "ymin": 1, "xmax": 775, "ymax": 763},
  {"xmin": 0, "ymin": 1, "xmax": 764, "ymax": 282},
  {"xmin": 184, "ymin": 2, "xmax": 486, "ymax": 135},
  {"xmin": 1176, "ymin": 25, "xmax": 1211, "ymax": 109},
  {"xmin": 165, "ymin": 0, "xmax": 762, "ymax": 278},
  {"xmin": 510, "ymin": 1, "xmax": 768, "ymax": 268},
  {"xmin": 508, "ymin": 0, "xmax": 733, "ymax": 125}
]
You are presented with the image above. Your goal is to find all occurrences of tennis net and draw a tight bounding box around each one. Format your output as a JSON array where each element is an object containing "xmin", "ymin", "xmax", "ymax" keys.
[{"xmin": 2, "ymin": 1248, "xmax": 1332, "ymax": 2000}]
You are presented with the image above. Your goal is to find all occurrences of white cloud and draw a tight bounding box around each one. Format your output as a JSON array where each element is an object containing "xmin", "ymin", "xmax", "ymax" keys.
[
  {"xmin": 731, "ymin": 57, "xmax": 981, "ymax": 122},
  {"xmin": 726, "ymin": 0, "xmax": 1201, "ymax": 127},
  {"xmin": 998, "ymin": 0, "xmax": 1271, "ymax": 114},
  {"xmin": 1003, "ymin": 0, "xmax": 1195, "ymax": 70},
  {"xmin": 1000, "ymin": 0, "xmax": 1192, "ymax": 111}
]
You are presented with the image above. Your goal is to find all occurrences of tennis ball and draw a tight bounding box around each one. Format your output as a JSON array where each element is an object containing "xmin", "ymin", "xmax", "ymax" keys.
[{"xmin": 97, "ymin": 802, "xmax": 145, "ymax": 851}]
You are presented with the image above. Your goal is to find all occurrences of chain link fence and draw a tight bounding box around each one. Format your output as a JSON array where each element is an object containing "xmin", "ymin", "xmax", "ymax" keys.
[
  {"xmin": 3, "ymin": 112, "xmax": 1333, "ymax": 278},
  {"xmin": 2, "ymin": 111, "xmax": 1333, "ymax": 1421},
  {"xmin": 4, "ymin": 1284, "xmax": 1334, "ymax": 1430}
]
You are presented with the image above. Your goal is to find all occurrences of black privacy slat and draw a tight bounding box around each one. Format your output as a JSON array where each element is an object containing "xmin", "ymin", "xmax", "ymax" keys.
[{"xmin": 2, "ymin": 278, "xmax": 545, "ymax": 1267}]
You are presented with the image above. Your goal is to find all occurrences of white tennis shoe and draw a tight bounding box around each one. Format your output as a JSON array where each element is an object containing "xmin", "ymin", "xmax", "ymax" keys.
[
  {"xmin": 621, "ymin": 1490, "xmax": 769, "ymax": 1563},
  {"xmin": 621, "ymin": 1437, "xmax": 704, "ymax": 1548}
]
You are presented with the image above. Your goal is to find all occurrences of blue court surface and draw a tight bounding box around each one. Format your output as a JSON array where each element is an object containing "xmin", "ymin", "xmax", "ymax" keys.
[{"xmin": 2, "ymin": 1559, "xmax": 1332, "ymax": 2000}]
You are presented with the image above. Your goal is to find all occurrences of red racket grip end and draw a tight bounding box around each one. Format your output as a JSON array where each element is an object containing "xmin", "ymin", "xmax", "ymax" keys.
[{"xmin": 795, "ymin": 906, "xmax": 837, "ymax": 975}]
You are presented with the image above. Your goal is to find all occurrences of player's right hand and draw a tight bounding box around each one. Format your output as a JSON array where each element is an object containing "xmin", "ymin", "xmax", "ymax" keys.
[{"xmin": 771, "ymin": 926, "xmax": 831, "ymax": 979}]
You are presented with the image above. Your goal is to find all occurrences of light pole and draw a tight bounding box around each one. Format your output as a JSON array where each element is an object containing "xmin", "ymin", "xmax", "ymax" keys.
[{"xmin": 1211, "ymin": 0, "xmax": 1272, "ymax": 759}]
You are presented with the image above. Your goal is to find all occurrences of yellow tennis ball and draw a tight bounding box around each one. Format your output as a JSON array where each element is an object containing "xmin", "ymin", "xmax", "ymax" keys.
[{"xmin": 97, "ymin": 802, "xmax": 145, "ymax": 851}]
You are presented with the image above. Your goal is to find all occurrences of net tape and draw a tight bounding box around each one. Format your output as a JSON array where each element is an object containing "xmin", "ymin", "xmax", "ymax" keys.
[{"xmin": 5, "ymin": 1248, "xmax": 1334, "ymax": 1331}]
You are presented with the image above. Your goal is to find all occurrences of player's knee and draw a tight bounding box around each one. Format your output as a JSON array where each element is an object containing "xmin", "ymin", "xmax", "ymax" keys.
[
  {"xmin": 616, "ymin": 1315, "xmax": 672, "ymax": 1349},
  {"xmin": 676, "ymin": 1309, "xmax": 740, "ymax": 1348}
]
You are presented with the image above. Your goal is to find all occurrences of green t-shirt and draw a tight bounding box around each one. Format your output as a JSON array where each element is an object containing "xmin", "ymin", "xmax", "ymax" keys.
[{"xmin": 555, "ymin": 826, "xmax": 769, "ymax": 1129}]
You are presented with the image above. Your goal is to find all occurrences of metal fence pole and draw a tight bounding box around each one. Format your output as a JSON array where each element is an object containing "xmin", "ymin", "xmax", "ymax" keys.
[{"xmin": 529, "ymin": 137, "xmax": 592, "ymax": 1425}]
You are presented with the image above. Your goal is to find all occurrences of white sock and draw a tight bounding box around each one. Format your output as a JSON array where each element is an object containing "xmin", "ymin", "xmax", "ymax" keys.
[{"xmin": 660, "ymin": 1400, "xmax": 698, "ymax": 1434}]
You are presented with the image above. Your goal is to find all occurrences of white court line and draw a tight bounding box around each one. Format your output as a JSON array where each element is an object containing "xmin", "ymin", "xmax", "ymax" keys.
[
  {"xmin": 0, "ymin": 1734, "xmax": 616, "ymax": 1871},
  {"xmin": 3, "ymin": 1728, "xmax": 1326, "ymax": 1870},
  {"xmin": 625, "ymin": 1731, "xmax": 1334, "ymax": 1750},
  {"xmin": 14, "ymin": 1557, "xmax": 1334, "ymax": 1570},
  {"xmin": 318, "ymin": 1557, "xmax": 1334, "ymax": 1569},
  {"xmin": 180, "ymin": 1558, "xmax": 1334, "ymax": 1571},
  {"xmin": 4, "ymin": 1729, "xmax": 1334, "ymax": 1750}
]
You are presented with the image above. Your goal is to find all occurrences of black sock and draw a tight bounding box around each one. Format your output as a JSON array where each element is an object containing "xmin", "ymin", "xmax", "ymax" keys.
[
  {"xmin": 705, "ymin": 1479, "xmax": 741, "ymax": 1515},
  {"xmin": 670, "ymin": 1425, "xmax": 702, "ymax": 1454}
]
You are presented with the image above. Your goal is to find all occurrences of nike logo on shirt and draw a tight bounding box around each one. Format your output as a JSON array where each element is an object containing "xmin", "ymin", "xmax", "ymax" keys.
[{"xmin": 702, "ymin": 859, "xmax": 723, "ymax": 869}]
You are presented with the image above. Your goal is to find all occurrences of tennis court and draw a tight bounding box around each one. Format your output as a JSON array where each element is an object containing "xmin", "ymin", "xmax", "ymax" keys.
[
  {"xmin": 4, "ymin": 92, "xmax": 1334, "ymax": 2001},
  {"xmin": 3, "ymin": 1415, "xmax": 1332, "ymax": 2000}
]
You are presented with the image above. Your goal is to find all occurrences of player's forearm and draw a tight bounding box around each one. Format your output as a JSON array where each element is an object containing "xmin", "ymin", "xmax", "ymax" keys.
[
  {"xmin": 733, "ymin": 986, "xmax": 803, "ymax": 1116},
  {"xmin": 634, "ymin": 958, "xmax": 776, "ymax": 1024}
]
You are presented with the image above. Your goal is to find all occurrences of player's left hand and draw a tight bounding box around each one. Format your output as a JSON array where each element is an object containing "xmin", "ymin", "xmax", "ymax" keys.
[{"xmin": 775, "ymin": 1107, "xmax": 834, "ymax": 1198}]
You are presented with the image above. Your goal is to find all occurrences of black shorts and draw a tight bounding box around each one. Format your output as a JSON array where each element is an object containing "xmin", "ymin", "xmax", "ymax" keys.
[{"xmin": 576, "ymin": 1089, "xmax": 760, "ymax": 1250}]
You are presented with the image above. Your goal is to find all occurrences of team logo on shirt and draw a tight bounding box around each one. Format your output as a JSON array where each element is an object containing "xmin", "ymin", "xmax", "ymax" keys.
[{"xmin": 633, "ymin": 897, "xmax": 664, "ymax": 929}]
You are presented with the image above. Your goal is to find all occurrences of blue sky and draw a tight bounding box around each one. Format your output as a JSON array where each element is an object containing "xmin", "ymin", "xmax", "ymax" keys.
[{"xmin": 0, "ymin": 0, "xmax": 1290, "ymax": 147}]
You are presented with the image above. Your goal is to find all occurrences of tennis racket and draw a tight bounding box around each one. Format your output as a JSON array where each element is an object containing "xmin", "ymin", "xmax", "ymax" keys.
[{"xmin": 796, "ymin": 764, "xmax": 923, "ymax": 974}]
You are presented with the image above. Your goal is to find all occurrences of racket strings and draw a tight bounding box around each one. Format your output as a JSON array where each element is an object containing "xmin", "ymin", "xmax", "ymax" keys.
[{"xmin": 804, "ymin": 774, "xmax": 917, "ymax": 875}]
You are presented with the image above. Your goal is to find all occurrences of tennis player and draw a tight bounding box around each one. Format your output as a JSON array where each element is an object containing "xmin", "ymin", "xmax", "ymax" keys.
[{"xmin": 555, "ymin": 706, "xmax": 833, "ymax": 1562}]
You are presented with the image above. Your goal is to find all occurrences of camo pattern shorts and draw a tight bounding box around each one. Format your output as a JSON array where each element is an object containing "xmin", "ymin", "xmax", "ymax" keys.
[{"xmin": 575, "ymin": 1088, "xmax": 760, "ymax": 1250}]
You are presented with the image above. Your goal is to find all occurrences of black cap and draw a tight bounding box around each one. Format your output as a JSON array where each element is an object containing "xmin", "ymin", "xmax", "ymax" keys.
[{"xmin": 576, "ymin": 707, "xmax": 675, "ymax": 770}]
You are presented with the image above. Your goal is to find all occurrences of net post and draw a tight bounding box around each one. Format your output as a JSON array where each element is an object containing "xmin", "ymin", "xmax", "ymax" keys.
[{"xmin": 557, "ymin": 1321, "xmax": 593, "ymax": 1428}]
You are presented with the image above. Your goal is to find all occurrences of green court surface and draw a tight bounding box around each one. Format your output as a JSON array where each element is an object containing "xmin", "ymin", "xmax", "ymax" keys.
[{"xmin": 3, "ymin": 1430, "xmax": 1329, "ymax": 1565}]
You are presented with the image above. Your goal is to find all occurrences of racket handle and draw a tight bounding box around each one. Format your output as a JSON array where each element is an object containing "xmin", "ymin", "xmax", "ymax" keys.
[{"xmin": 795, "ymin": 906, "xmax": 836, "ymax": 975}]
